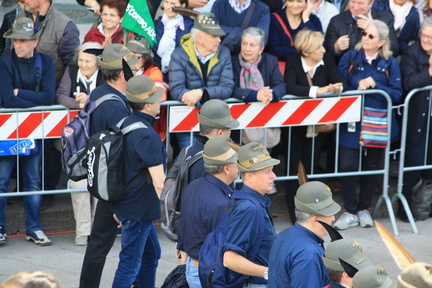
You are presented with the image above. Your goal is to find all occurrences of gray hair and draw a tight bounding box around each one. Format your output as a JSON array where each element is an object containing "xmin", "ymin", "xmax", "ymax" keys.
[
  {"xmin": 242, "ymin": 27, "xmax": 266, "ymax": 48},
  {"xmin": 199, "ymin": 124, "xmax": 218, "ymax": 136},
  {"xmin": 204, "ymin": 162, "xmax": 224, "ymax": 175},
  {"xmin": 295, "ymin": 208, "xmax": 313, "ymax": 224},
  {"xmin": 190, "ymin": 28, "xmax": 200, "ymax": 43},
  {"xmin": 74, "ymin": 41, "xmax": 102, "ymax": 66},
  {"xmin": 355, "ymin": 19, "xmax": 392, "ymax": 60},
  {"xmin": 421, "ymin": 17, "xmax": 432, "ymax": 34}
]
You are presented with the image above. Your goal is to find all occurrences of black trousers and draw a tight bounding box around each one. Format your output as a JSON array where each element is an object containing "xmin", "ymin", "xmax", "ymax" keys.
[
  {"xmin": 339, "ymin": 146, "xmax": 383, "ymax": 214},
  {"xmin": 79, "ymin": 201, "xmax": 118, "ymax": 288}
]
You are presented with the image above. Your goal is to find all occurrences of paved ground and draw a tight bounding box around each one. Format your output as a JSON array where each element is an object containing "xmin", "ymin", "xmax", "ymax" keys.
[{"xmin": 1, "ymin": 1, "xmax": 432, "ymax": 287}]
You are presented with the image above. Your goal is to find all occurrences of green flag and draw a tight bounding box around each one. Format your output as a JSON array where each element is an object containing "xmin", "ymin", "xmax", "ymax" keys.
[{"xmin": 122, "ymin": 0, "xmax": 157, "ymax": 47}]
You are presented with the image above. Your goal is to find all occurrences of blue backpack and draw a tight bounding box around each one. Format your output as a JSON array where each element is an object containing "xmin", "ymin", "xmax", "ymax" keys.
[{"xmin": 198, "ymin": 190, "xmax": 266, "ymax": 288}]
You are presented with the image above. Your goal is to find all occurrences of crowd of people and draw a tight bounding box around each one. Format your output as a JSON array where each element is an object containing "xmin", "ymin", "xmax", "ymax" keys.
[{"xmin": 0, "ymin": 0, "xmax": 432, "ymax": 286}]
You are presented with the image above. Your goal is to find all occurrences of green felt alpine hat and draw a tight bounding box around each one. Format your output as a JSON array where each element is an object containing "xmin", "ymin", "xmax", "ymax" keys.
[
  {"xmin": 203, "ymin": 135, "xmax": 239, "ymax": 165},
  {"xmin": 323, "ymin": 239, "xmax": 373, "ymax": 272},
  {"xmin": 194, "ymin": 13, "xmax": 225, "ymax": 36},
  {"xmin": 353, "ymin": 266, "xmax": 393, "ymax": 288},
  {"xmin": 294, "ymin": 181, "xmax": 341, "ymax": 216},
  {"xmin": 236, "ymin": 142, "xmax": 280, "ymax": 172},
  {"xmin": 198, "ymin": 99, "xmax": 239, "ymax": 129},
  {"xmin": 100, "ymin": 43, "xmax": 138, "ymax": 71},
  {"xmin": 397, "ymin": 262, "xmax": 432, "ymax": 288},
  {"xmin": 4, "ymin": 17, "xmax": 39, "ymax": 40},
  {"xmin": 126, "ymin": 75, "xmax": 163, "ymax": 103}
]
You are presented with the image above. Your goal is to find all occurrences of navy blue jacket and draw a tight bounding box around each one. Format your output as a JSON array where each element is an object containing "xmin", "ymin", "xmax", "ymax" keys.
[
  {"xmin": 373, "ymin": 0, "xmax": 420, "ymax": 55},
  {"xmin": 266, "ymin": 9, "xmax": 322, "ymax": 61},
  {"xmin": 111, "ymin": 112, "xmax": 166, "ymax": 222},
  {"xmin": 268, "ymin": 223, "xmax": 329, "ymax": 288},
  {"xmin": 177, "ymin": 174, "xmax": 235, "ymax": 259},
  {"xmin": 400, "ymin": 42, "xmax": 432, "ymax": 144},
  {"xmin": 222, "ymin": 185, "xmax": 275, "ymax": 285},
  {"xmin": 211, "ymin": 0, "xmax": 270, "ymax": 54},
  {"xmin": 338, "ymin": 49, "xmax": 402, "ymax": 148},
  {"xmin": 232, "ymin": 52, "xmax": 286, "ymax": 102},
  {"xmin": 89, "ymin": 83, "xmax": 131, "ymax": 135},
  {"xmin": 0, "ymin": 50, "xmax": 55, "ymax": 108},
  {"xmin": 152, "ymin": 15, "xmax": 194, "ymax": 69}
]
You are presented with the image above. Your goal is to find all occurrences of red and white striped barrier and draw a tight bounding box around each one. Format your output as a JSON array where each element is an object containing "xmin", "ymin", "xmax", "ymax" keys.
[
  {"xmin": 0, "ymin": 110, "xmax": 79, "ymax": 140},
  {"xmin": 169, "ymin": 96, "xmax": 362, "ymax": 132}
]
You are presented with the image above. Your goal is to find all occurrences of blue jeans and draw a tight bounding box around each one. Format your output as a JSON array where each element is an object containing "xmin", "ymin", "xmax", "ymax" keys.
[
  {"xmin": 176, "ymin": 132, "xmax": 197, "ymax": 151},
  {"xmin": 186, "ymin": 257, "xmax": 202, "ymax": 288},
  {"xmin": 112, "ymin": 219, "xmax": 161, "ymax": 288},
  {"xmin": 0, "ymin": 146, "xmax": 42, "ymax": 233}
]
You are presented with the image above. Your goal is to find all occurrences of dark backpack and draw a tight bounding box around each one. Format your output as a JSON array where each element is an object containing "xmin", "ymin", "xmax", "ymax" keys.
[
  {"xmin": 198, "ymin": 191, "xmax": 266, "ymax": 288},
  {"xmin": 161, "ymin": 264, "xmax": 189, "ymax": 288},
  {"xmin": 85, "ymin": 118, "xmax": 147, "ymax": 202},
  {"xmin": 411, "ymin": 177, "xmax": 432, "ymax": 220},
  {"xmin": 61, "ymin": 94, "xmax": 125, "ymax": 181},
  {"xmin": 160, "ymin": 146, "xmax": 203, "ymax": 242}
]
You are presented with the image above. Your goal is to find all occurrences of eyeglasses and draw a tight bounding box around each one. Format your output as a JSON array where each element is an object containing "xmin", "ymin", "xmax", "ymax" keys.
[
  {"xmin": 420, "ymin": 33, "xmax": 432, "ymax": 41},
  {"xmin": 361, "ymin": 31, "xmax": 377, "ymax": 40}
]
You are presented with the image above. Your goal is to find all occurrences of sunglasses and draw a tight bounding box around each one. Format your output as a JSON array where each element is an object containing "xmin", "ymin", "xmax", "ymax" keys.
[{"xmin": 361, "ymin": 31, "xmax": 377, "ymax": 40}]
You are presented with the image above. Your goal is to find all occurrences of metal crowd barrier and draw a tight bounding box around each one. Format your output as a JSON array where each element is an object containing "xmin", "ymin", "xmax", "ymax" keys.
[
  {"xmin": 393, "ymin": 85, "xmax": 432, "ymax": 235},
  {"xmin": 0, "ymin": 89, "xmax": 417, "ymax": 235}
]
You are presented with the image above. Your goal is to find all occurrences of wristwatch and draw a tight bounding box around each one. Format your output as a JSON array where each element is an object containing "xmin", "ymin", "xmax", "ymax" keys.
[{"xmin": 263, "ymin": 267, "xmax": 269, "ymax": 280}]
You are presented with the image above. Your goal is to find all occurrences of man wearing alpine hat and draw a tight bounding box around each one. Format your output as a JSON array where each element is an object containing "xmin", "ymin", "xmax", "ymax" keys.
[
  {"xmin": 222, "ymin": 142, "xmax": 280, "ymax": 287},
  {"xmin": 111, "ymin": 74, "xmax": 166, "ymax": 287},
  {"xmin": 268, "ymin": 181, "xmax": 341, "ymax": 288}
]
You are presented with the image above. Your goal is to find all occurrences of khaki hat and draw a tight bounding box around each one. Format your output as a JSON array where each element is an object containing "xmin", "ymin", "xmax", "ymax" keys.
[
  {"xmin": 397, "ymin": 263, "xmax": 432, "ymax": 288},
  {"xmin": 198, "ymin": 99, "xmax": 239, "ymax": 129},
  {"xmin": 203, "ymin": 135, "xmax": 239, "ymax": 165},
  {"xmin": 100, "ymin": 43, "xmax": 138, "ymax": 70},
  {"xmin": 323, "ymin": 239, "xmax": 373, "ymax": 272},
  {"xmin": 237, "ymin": 142, "xmax": 280, "ymax": 172},
  {"xmin": 4, "ymin": 17, "xmax": 39, "ymax": 40},
  {"xmin": 126, "ymin": 35, "xmax": 151, "ymax": 55},
  {"xmin": 353, "ymin": 266, "xmax": 393, "ymax": 288},
  {"xmin": 294, "ymin": 181, "xmax": 341, "ymax": 216},
  {"xmin": 194, "ymin": 13, "xmax": 225, "ymax": 36},
  {"xmin": 126, "ymin": 75, "xmax": 163, "ymax": 103}
]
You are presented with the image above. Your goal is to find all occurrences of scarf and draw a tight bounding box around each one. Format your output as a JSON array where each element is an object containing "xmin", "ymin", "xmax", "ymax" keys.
[
  {"xmin": 239, "ymin": 53, "xmax": 264, "ymax": 90},
  {"xmin": 389, "ymin": 0, "xmax": 413, "ymax": 32},
  {"xmin": 157, "ymin": 14, "xmax": 184, "ymax": 73},
  {"xmin": 76, "ymin": 69, "xmax": 98, "ymax": 94}
]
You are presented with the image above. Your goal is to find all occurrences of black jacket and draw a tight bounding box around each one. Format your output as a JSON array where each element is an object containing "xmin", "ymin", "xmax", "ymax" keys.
[
  {"xmin": 400, "ymin": 42, "xmax": 432, "ymax": 144},
  {"xmin": 285, "ymin": 53, "xmax": 346, "ymax": 97},
  {"xmin": 325, "ymin": 9, "xmax": 399, "ymax": 62}
]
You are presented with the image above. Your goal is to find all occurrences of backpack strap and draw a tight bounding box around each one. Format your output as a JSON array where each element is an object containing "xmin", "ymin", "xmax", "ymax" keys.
[
  {"xmin": 85, "ymin": 93, "xmax": 126, "ymax": 113},
  {"xmin": 121, "ymin": 121, "xmax": 148, "ymax": 134},
  {"xmin": 272, "ymin": 12, "xmax": 293, "ymax": 44},
  {"xmin": 35, "ymin": 53, "xmax": 42, "ymax": 92},
  {"xmin": 242, "ymin": 0, "xmax": 256, "ymax": 29},
  {"xmin": 187, "ymin": 150, "xmax": 203, "ymax": 168}
]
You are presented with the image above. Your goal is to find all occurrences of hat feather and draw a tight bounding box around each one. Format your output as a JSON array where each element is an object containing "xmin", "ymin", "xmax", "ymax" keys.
[
  {"xmin": 171, "ymin": 6, "xmax": 200, "ymax": 17},
  {"xmin": 297, "ymin": 161, "xmax": 308, "ymax": 185},
  {"xmin": 83, "ymin": 48, "xmax": 104, "ymax": 56},
  {"xmin": 122, "ymin": 59, "xmax": 134, "ymax": 82},
  {"xmin": 375, "ymin": 221, "xmax": 416, "ymax": 269}
]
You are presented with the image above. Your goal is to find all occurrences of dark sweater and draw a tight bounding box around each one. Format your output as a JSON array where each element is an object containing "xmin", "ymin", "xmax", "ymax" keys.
[{"xmin": 0, "ymin": 50, "xmax": 55, "ymax": 108}]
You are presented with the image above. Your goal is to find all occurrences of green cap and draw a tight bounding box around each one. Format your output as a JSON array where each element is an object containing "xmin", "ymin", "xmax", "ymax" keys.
[
  {"xmin": 397, "ymin": 263, "xmax": 432, "ymax": 288},
  {"xmin": 353, "ymin": 266, "xmax": 393, "ymax": 288},
  {"xmin": 323, "ymin": 239, "xmax": 373, "ymax": 272},
  {"xmin": 194, "ymin": 13, "xmax": 225, "ymax": 36},
  {"xmin": 203, "ymin": 135, "xmax": 239, "ymax": 165},
  {"xmin": 198, "ymin": 99, "xmax": 239, "ymax": 129},
  {"xmin": 126, "ymin": 35, "xmax": 151, "ymax": 55},
  {"xmin": 237, "ymin": 142, "xmax": 280, "ymax": 172},
  {"xmin": 126, "ymin": 75, "xmax": 163, "ymax": 103},
  {"xmin": 4, "ymin": 17, "xmax": 39, "ymax": 40},
  {"xmin": 100, "ymin": 43, "xmax": 138, "ymax": 71},
  {"xmin": 294, "ymin": 181, "xmax": 341, "ymax": 216}
]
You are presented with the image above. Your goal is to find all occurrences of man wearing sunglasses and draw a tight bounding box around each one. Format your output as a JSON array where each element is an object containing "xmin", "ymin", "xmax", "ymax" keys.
[{"xmin": 325, "ymin": 0, "xmax": 399, "ymax": 63}]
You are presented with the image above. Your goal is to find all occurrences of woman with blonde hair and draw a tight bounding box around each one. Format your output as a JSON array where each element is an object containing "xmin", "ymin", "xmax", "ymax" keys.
[
  {"xmin": 334, "ymin": 20, "xmax": 403, "ymax": 231},
  {"xmin": 284, "ymin": 28, "xmax": 344, "ymax": 224}
]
